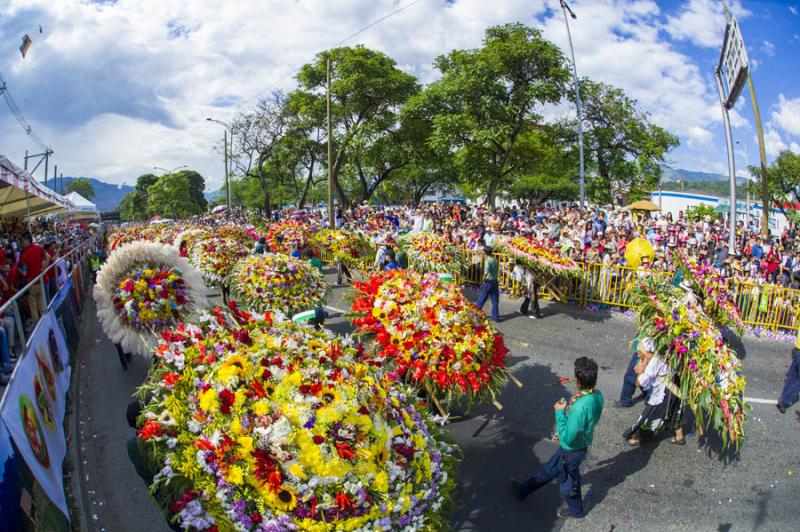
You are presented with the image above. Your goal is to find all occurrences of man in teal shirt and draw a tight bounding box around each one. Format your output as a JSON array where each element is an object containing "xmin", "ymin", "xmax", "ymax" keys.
[
  {"xmin": 475, "ymin": 246, "xmax": 500, "ymax": 322},
  {"xmin": 512, "ymin": 357, "xmax": 603, "ymax": 518}
]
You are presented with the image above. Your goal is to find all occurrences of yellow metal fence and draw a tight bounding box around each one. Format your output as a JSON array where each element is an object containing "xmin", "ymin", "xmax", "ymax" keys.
[{"xmin": 318, "ymin": 246, "xmax": 800, "ymax": 333}]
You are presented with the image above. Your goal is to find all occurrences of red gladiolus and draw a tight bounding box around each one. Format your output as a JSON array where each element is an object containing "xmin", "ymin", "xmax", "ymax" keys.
[{"xmin": 138, "ymin": 420, "xmax": 164, "ymax": 440}]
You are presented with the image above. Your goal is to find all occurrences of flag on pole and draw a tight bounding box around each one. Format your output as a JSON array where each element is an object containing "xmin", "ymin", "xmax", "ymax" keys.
[{"xmin": 20, "ymin": 35, "xmax": 32, "ymax": 58}]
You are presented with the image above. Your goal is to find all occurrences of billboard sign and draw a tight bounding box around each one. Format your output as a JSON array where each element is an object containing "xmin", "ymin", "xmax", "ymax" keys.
[{"xmin": 719, "ymin": 14, "xmax": 749, "ymax": 109}]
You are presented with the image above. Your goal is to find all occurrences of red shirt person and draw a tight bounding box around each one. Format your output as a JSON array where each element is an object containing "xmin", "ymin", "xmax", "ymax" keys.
[{"xmin": 18, "ymin": 234, "xmax": 49, "ymax": 280}]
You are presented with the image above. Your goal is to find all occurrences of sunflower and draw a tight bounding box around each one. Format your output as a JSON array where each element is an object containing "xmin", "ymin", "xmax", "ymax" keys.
[
  {"xmin": 217, "ymin": 355, "xmax": 252, "ymax": 384},
  {"xmin": 270, "ymin": 486, "xmax": 298, "ymax": 512}
]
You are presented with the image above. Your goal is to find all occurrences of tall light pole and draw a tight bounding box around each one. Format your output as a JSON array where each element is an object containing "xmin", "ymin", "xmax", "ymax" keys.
[
  {"xmin": 326, "ymin": 57, "xmax": 335, "ymax": 228},
  {"xmin": 559, "ymin": 0, "xmax": 585, "ymax": 210},
  {"xmin": 207, "ymin": 118, "xmax": 233, "ymax": 210},
  {"xmin": 153, "ymin": 165, "xmax": 188, "ymax": 174}
]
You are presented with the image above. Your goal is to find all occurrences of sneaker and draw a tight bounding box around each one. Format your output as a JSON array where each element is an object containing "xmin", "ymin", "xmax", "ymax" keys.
[
  {"xmin": 556, "ymin": 507, "xmax": 584, "ymax": 519},
  {"xmin": 613, "ymin": 400, "xmax": 634, "ymax": 408},
  {"xmin": 529, "ymin": 313, "xmax": 541, "ymax": 319},
  {"xmin": 777, "ymin": 402, "xmax": 786, "ymax": 414}
]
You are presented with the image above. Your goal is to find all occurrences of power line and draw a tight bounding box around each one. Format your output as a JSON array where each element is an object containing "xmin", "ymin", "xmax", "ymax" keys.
[
  {"xmin": 0, "ymin": 71, "xmax": 50, "ymax": 153},
  {"xmin": 237, "ymin": 0, "xmax": 426, "ymax": 109}
]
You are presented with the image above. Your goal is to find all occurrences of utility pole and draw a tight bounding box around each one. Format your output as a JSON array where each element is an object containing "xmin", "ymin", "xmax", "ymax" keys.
[
  {"xmin": 44, "ymin": 149, "xmax": 50, "ymax": 188},
  {"xmin": 559, "ymin": 0, "xmax": 585, "ymax": 210},
  {"xmin": 52, "ymin": 164, "xmax": 57, "ymax": 191},
  {"xmin": 714, "ymin": 66, "xmax": 737, "ymax": 255},
  {"xmin": 747, "ymin": 76, "xmax": 770, "ymax": 239},
  {"xmin": 327, "ymin": 57, "xmax": 335, "ymax": 228},
  {"xmin": 224, "ymin": 129, "xmax": 230, "ymax": 210},
  {"xmin": 24, "ymin": 150, "xmax": 28, "ymax": 171}
]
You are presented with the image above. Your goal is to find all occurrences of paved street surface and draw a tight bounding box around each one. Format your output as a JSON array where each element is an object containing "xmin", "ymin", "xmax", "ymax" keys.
[{"xmin": 74, "ymin": 268, "xmax": 800, "ymax": 531}]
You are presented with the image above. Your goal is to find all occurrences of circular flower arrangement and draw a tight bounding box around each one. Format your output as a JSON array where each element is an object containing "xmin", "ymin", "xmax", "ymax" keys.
[
  {"xmin": 215, "ymin": 225, "xmax": 257, "ymax": 249},
  {"xmin": 230, "ymin": 254, "xmax": 328, "ymax": 315},
  {"xmin": 311, "ymin": 229, "xmax": 372, "ymax": 267},
  {"xmin": 108, "ymin": 226, "xmax": 162, "ymax": 252},
  {"xmin": 495, "ymin": 236, "xmax": 582, "ymax": 281},
  {"xmin": 174, "ymin": 228, "xmax": 213, "ymax": 254},
  {"xmin": 94, "ymin": 242, "xmax": 207, "ymax": 357},
  {"xmin": 351, "ymin": 270, "xmax": 509, "ymax": 411},
  {"xmin": 398, "ymin": 233, "xmax": 463, "ymax": 275},
  {"xmin": 136, "ymin": 312, "xmax": 457, "ymax": 531},
  {"xmin": 190, "ymin": 237, "xmax": 249, "ymax": 285},
  {"xmin": 265, "ymin": 221, "xmax": 311, "ymax": 255}
]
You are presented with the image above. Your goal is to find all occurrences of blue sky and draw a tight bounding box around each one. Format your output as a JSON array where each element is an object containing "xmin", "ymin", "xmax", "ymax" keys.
[{"xmin": 0, "ymin": 0, "xmax": 798, "ymax": 191}]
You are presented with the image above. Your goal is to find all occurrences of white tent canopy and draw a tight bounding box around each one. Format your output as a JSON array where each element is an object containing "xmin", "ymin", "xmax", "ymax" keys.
[
  {"xmin": 0, "ymin": 154, "xmax": 76, "ymax": 217},
  {"xmin": 63, "ymin": 191, "xmax": 96, "ymax": 212}
]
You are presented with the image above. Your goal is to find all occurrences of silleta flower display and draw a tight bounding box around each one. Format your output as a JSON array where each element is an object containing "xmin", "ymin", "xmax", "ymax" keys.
[
  {"xmin": 230, "ymin": 254, "xmax": 328, "ymax": 315},
  {"xmin": 398, "ymin": 233, "xmax": 463, "ymax": 274},
  {"xmin": 631, "ymin": 277, "xmax": 748, "ymax": 450},
  {"xmin": 495, "ymin": 236, "xmax": 583, "ymax": 281},
  {"xmin": 351, "ymin": 270, "xmax": 508, "ymax": 411},
  {"xmin": 136, "ymin": 312, "xmax": 457, "ymax": 531},
  {"xmin": 265, "ymin": 221, "xmax": 311, "ymax": 255},
  {"xmin": 674, "ymin": 251, "xmax": 745, "ymax": 333},
  {"xmin": 190, "ymin": 237, "xmax": 249, "ymax": 285},
  {"xmin": 311, "ymin": 229, "xmax": 372, "ymax": 267},
  {"xmin": 94, "ymin": 241, "xmax": 207, "ymax": 357}
]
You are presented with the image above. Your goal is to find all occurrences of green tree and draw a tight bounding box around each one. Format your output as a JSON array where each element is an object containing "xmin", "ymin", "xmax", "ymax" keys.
[
  {"xmin": 64, "ymin": 177, "xmax": 95, "ymax": 200},
  {"xmin": 405, "ymin": 23, "xmax": 570, "ymax": 206},
  {"xmin": 292, "ymin": 45, "xmax": 419, "ymax": 207},
  {"xmin": 118, "ymin": 173, "xmax": 158, "ymax": 221},
  {"xmin": 146, "ymin": 171, "xmax": 207, "ymax": 218},
  {"xmin": 686, "ymin": 203, "xmax": 719, "ymax": 222},
  {"xmin": 578, "ymin": 80, "xmax": 679, "ymax": 204},
  {"xmin": 749, "ymin": 150, "xmax": 800, "ymax": 221}
]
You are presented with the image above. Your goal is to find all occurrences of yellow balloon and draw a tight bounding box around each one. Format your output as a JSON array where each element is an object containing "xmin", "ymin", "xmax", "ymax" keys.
[{"xmin": 625, "ymin": 237, "xmax": 655, "ymax": 269}]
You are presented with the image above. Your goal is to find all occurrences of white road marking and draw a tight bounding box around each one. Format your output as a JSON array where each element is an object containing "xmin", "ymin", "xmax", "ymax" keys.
[
  {"xmin": 744, "ymin": 397, "xmax": 778, "ymax": 405},
  {"xmin": 324, "ymin": 305, "xmax": 348, "ymax": 315}
]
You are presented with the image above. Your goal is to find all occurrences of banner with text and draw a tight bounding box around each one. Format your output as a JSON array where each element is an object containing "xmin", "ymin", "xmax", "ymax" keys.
[{"xmin": 0, "ymin": 311, "xmax": 71, "ymax": 519}]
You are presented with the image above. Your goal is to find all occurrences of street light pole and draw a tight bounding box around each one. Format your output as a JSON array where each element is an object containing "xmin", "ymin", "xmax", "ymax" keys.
[
  {"xmin": 559, "ymin": 0, "xmax": 585, "ymax": 210},
  {"xmin": 206, "ymin": 118, "xmax": 233, "ymax": 210},
  {"xmin": 714, "ymin": 66, "xmax": 737, "ymax": 254},
  {"xmin": 327, "ymin": 57, "xmax": 335, "ymax": 228}
]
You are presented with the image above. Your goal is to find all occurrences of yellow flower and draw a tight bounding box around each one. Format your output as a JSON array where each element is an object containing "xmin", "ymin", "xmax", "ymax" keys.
[
  {"xmin": 199, "ymin": 388, "xmax": 218, "ymax": 412},
  {"xmin": 227, "ymin": 465, "xmax": 244, "ymax": 485},
  {"xmin": 269, "ymin": 487, "xmax": 298, "ymax": 512},
  {"xmin": 217, "ymin": 355, "xmax": 251, "ymax": 384},
  {"xmin": 288, "ymin": 462, "xmax": 307, "ymax": 480},
  {"xmin": 374, "ymin": 471, "xmax": 389, "ymax": 493}
]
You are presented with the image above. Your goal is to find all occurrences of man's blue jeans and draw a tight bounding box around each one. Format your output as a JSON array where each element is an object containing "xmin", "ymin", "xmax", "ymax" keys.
[
  {"xmin": 516, "ymin": 447, "xmax": 587, "ymax": 517},
  {"xmin": 779, "ymin": 348, "xmax": 800, "ymax": 410},
  {"xmin": 476, "ymin": 280, "xmax": 500, "ymax": 321},
  {"xmin": 618, "ymin": 349, "xmax": 639, "ymax": 405}
]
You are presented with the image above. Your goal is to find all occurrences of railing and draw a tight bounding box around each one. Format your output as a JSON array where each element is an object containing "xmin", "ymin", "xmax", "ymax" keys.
[
  {"xmin": 0, "ymin": 237, "xmax": 95, "ymax": 406},
  {"xmin": 320, "ymin": 244, "xmax": 800, "ymax": 333}
]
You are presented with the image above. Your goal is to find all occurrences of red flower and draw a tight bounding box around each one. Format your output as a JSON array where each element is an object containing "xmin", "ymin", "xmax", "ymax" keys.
[
  {"xmin": 313, "ymin": 435, "xmax": 325, "ymax": 445},
  {"xmin": 219, "ymin": 389, "xmax": 235, "ymax": 414},
  {"xmin": 138, "ymin": 420, "xmax": 164, "ymax": 440},
  {"xmin": 162, "ymin": 373, "xmax": 181, "ymax": 387}
]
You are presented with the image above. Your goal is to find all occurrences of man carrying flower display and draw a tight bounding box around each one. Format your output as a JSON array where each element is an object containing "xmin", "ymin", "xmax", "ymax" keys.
[
  {"xmin": 511, "ymin": 357, "xmax": 603, "ymax": 519},
  {"xmin": 777, "ymin": 332, "xmax": 800, "ymax": 419}
]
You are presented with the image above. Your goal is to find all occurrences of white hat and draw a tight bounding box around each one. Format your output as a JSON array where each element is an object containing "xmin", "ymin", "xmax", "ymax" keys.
[{"xmin": 640, "ymin": 337, "xmax": 655, "ymax": 353}]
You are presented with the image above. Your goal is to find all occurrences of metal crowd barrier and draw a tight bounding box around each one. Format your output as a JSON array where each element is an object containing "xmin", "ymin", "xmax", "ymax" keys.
[{"xmin": 321, "ymin": 243, "xmax": 800, "ymax": 333}]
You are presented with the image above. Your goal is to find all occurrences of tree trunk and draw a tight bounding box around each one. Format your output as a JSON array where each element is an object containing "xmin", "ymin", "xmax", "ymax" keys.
[
  {"xmin": 263, "ymin": 190, "xmax": 271, "ymax": 217},
  {"xmin": 484, "ymin": 179, "xmax": 500, "ymax": 208}
]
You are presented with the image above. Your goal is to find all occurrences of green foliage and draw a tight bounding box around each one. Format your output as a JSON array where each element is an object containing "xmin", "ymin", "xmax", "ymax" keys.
[
  {"xmin": 119, "ymin": 190, "xmax": 148, "ymax": 221},
  {"xmin": 578, "ymin": 80, "xmax": 679, "ymax": 204},
  {"xmin": 146, "ymin": 171, "xmax": 207, "ymax": 219},
  {"xmin": 65, "ymin": 177, "xmax": 95, "ymax": 200},
  {"xmin": 685, "ymin": 203, "xmax": 718, "ymax": 222},
  {"xmin": 406, "ymin": 23, "xmax": 570, "ymax": 206},
  {"xmin": 749, "ymin": 150, "xmax": 800, "ymax": 221}
]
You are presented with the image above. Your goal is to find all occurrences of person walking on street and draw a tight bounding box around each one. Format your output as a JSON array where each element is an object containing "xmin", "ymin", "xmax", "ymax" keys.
[
  {"xmin": 511, "ymin": 357, "xmax": 604, "ymax": 519},
  {"xmin": 614, "ymin": 337, "xmax": 652, "ymax": 408},
  {"xmin": 476, "ymin": 245, "xmax": 500, "ymax": 322},
  {"xmin": 777, "ymin": 332, "xmax": 800, "ymax": 420}
]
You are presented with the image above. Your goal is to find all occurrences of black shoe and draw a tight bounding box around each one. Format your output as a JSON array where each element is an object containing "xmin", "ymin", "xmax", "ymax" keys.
[
  {"xmin": 510, "ymin": 480, "xmax": 525, "ymax": 501},
  {"xmin": 556, "ymin": 507, "xmax": 584, "ymax": 519},
  {"xmin": 613, "ymin": 400, "xmax": 634, "ymax": 409},
  {"xmin": 777, "ymin": 402, "xmax": 786, "ymax": 414}
]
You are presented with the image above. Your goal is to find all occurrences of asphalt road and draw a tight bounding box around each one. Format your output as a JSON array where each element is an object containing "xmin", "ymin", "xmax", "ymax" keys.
[{"xmin": 74, "ymin": 268, "xmax": 800, "ymax": 532}]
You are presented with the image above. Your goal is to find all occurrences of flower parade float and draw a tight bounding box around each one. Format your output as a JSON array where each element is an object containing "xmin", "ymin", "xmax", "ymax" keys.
[
  {"xmin": 189, "ymin": 237, "xmax": 249, "ymax": 286},
  {"xmin": 397, "ymin": 233, "xmax": 463, "ymax": 275},
  {"xmin": 494, "ymin": 236, "xmax": 582, "ymax": 303},
  {"xmin": 265, "ymin": 221, "xmax": 311, "ymax": 255},
  {"xmin": 630, "ymin": 277, "xmax": 748, "ymax": 450},
  {"xmin": 350, "ymin": 270, "xmax": 515, "ymax": 415},
  {"xmin": 311, "ymin": 229, "xmax": 372, "ymax": 268},
  {"xmin": 230, "ymin": 254, "xmax": 328, "ymax": 316},
  {"xmin": 135, "ymin": 310, "xmax": 457, "ymax": 531},
  {"xmin": 94, "ymin": 241, "xmax": 208, "ymax": 357}
]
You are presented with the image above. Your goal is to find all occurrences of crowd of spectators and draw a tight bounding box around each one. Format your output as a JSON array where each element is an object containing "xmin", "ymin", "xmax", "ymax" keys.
[
  {"xmin": 0, "ymin": 217, "xmax": 95, "ymax": 385},
  {"xmin": 277, "ymin": 202, "xmax": 800, "ymax": 289}
]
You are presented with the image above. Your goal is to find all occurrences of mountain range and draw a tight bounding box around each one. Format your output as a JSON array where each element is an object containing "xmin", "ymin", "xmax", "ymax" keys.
[{"xmin": 659, "ymin": 165, "xmax": 728, "ymax": 183}]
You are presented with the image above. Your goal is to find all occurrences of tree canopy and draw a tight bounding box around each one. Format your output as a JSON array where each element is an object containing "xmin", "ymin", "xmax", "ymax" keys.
[
  {"xmin": 119, "ymin": 170, "xmax": 207, "ymax": 221},
  {"xmin": 65, "ymin": 177, "xmax": 95, "ymax": 200}
]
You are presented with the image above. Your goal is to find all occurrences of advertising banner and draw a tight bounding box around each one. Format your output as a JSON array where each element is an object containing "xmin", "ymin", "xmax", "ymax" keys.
[{"xmin": 0, "ymin": 311, "xmax": 71, "ymax": 518}]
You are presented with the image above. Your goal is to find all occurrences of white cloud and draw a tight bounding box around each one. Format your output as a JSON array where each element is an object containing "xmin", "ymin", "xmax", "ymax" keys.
[
  {"xmin": 687, "ymin": 126, "xmax": 713, "ymax": 147},
  {"xmin": 761, "ymin": 127, "xmax": 787, "ymax": 158},
  {"xmin": 791, "ymin": 142, "xmax": 800, "ymax": 154},
  {"xmin": 665, "ymin": 0, "xmax": 749, "ymax": 48},
  {"xmin": 761, "ymin": 40, "xmax": 775, "ymax": 57},
  {"xmin": 790, "ymin": 6, "xmax": 798, "ymax": 16},
  {"xmin": 772, "ymin": 94, "xmax": 800, "ymax": 137}
]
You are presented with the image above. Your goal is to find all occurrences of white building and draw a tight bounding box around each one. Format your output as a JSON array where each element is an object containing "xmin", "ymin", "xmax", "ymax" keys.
[{"xmin": 650, "ymin": 191, "xmax": 789, "ymax": 235}]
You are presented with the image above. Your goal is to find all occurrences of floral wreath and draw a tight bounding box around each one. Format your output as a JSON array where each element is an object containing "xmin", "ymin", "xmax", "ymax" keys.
[
  {"xmin": 189, "ymin": 237, "xmax": 249, "ymax": 285},
  {"xmin": 398, "ymin": 233, "xmax": 464, "ymax": 275},
  {"xmin": 230, "ymin": 254, "xmax": 328, "ymax": 315},
  {"xmin": 94, "ymin": 241, "xmax": 207, "ymax": 357},
  {"xmin": 265, "ymin": 221, "xmax": 311, "ymax": 255},
  {"xmin": 135, "ymin": 311, "xmax": 457, "ymax": 531}
]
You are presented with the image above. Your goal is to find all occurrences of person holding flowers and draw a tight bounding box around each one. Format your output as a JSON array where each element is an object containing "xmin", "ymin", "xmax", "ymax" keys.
[
  {"xmin": 777, "ymin": 332, "xmax": 800, "ymax": 419},
  {"xmin": 511, "ymin": 357, "xmax": 603, "ymax": 519}
]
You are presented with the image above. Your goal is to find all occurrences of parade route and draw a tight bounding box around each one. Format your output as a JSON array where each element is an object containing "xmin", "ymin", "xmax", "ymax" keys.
[{"xmin": 74, "ymin": 268, "xmax": 800, "ymax": 532}]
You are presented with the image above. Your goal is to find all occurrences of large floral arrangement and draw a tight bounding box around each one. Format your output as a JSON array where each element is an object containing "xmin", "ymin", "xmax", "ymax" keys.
[
  {"xmin": 190, "ymin": 237, "xmax": 249, "ymax": 285},
  {"xmin": 630, "ymin": 278, "xmax": 748, "ymax": 450},
  {"xmin": 94, "ymin": 242, "xmax": 207, "ymax": 357},
  {"xmin": 215, "ymin": 225, "xmax": 257, "ymax": 249},
  {"xmin": 495, "ymin": 236, "xmax": 582, "ymax": 281},
  {"xmin": 108, "ymin": 226, "xmax": 163, "ymax": 252},
  {"xmin": 265, "ymin": 221, "xmax": 311, "ymax": 255},
  {"xmin": 136, "ymin": 311, "xmax": 457, "ymax": 531},
  {"xmin": 174, "ymin": 228, "xmax": 213, "ymax": 254},
  {"xmin": 351, "ymin": 270, "xmax": 508, "ymax": 411},
  {"xmin": 674, "ymin": 251, "xmax": 744, "ymax": 333},
  {"xmin": 230, "ymin": 254, "xmax": 328, "ymax": 315},
  {"xmin": 311, "ymin": 229, "xmax": 372, "ymax": 266},
  {"xmin": 398, "ymin": 233, "xmax": 463, "ymax": 275}
]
